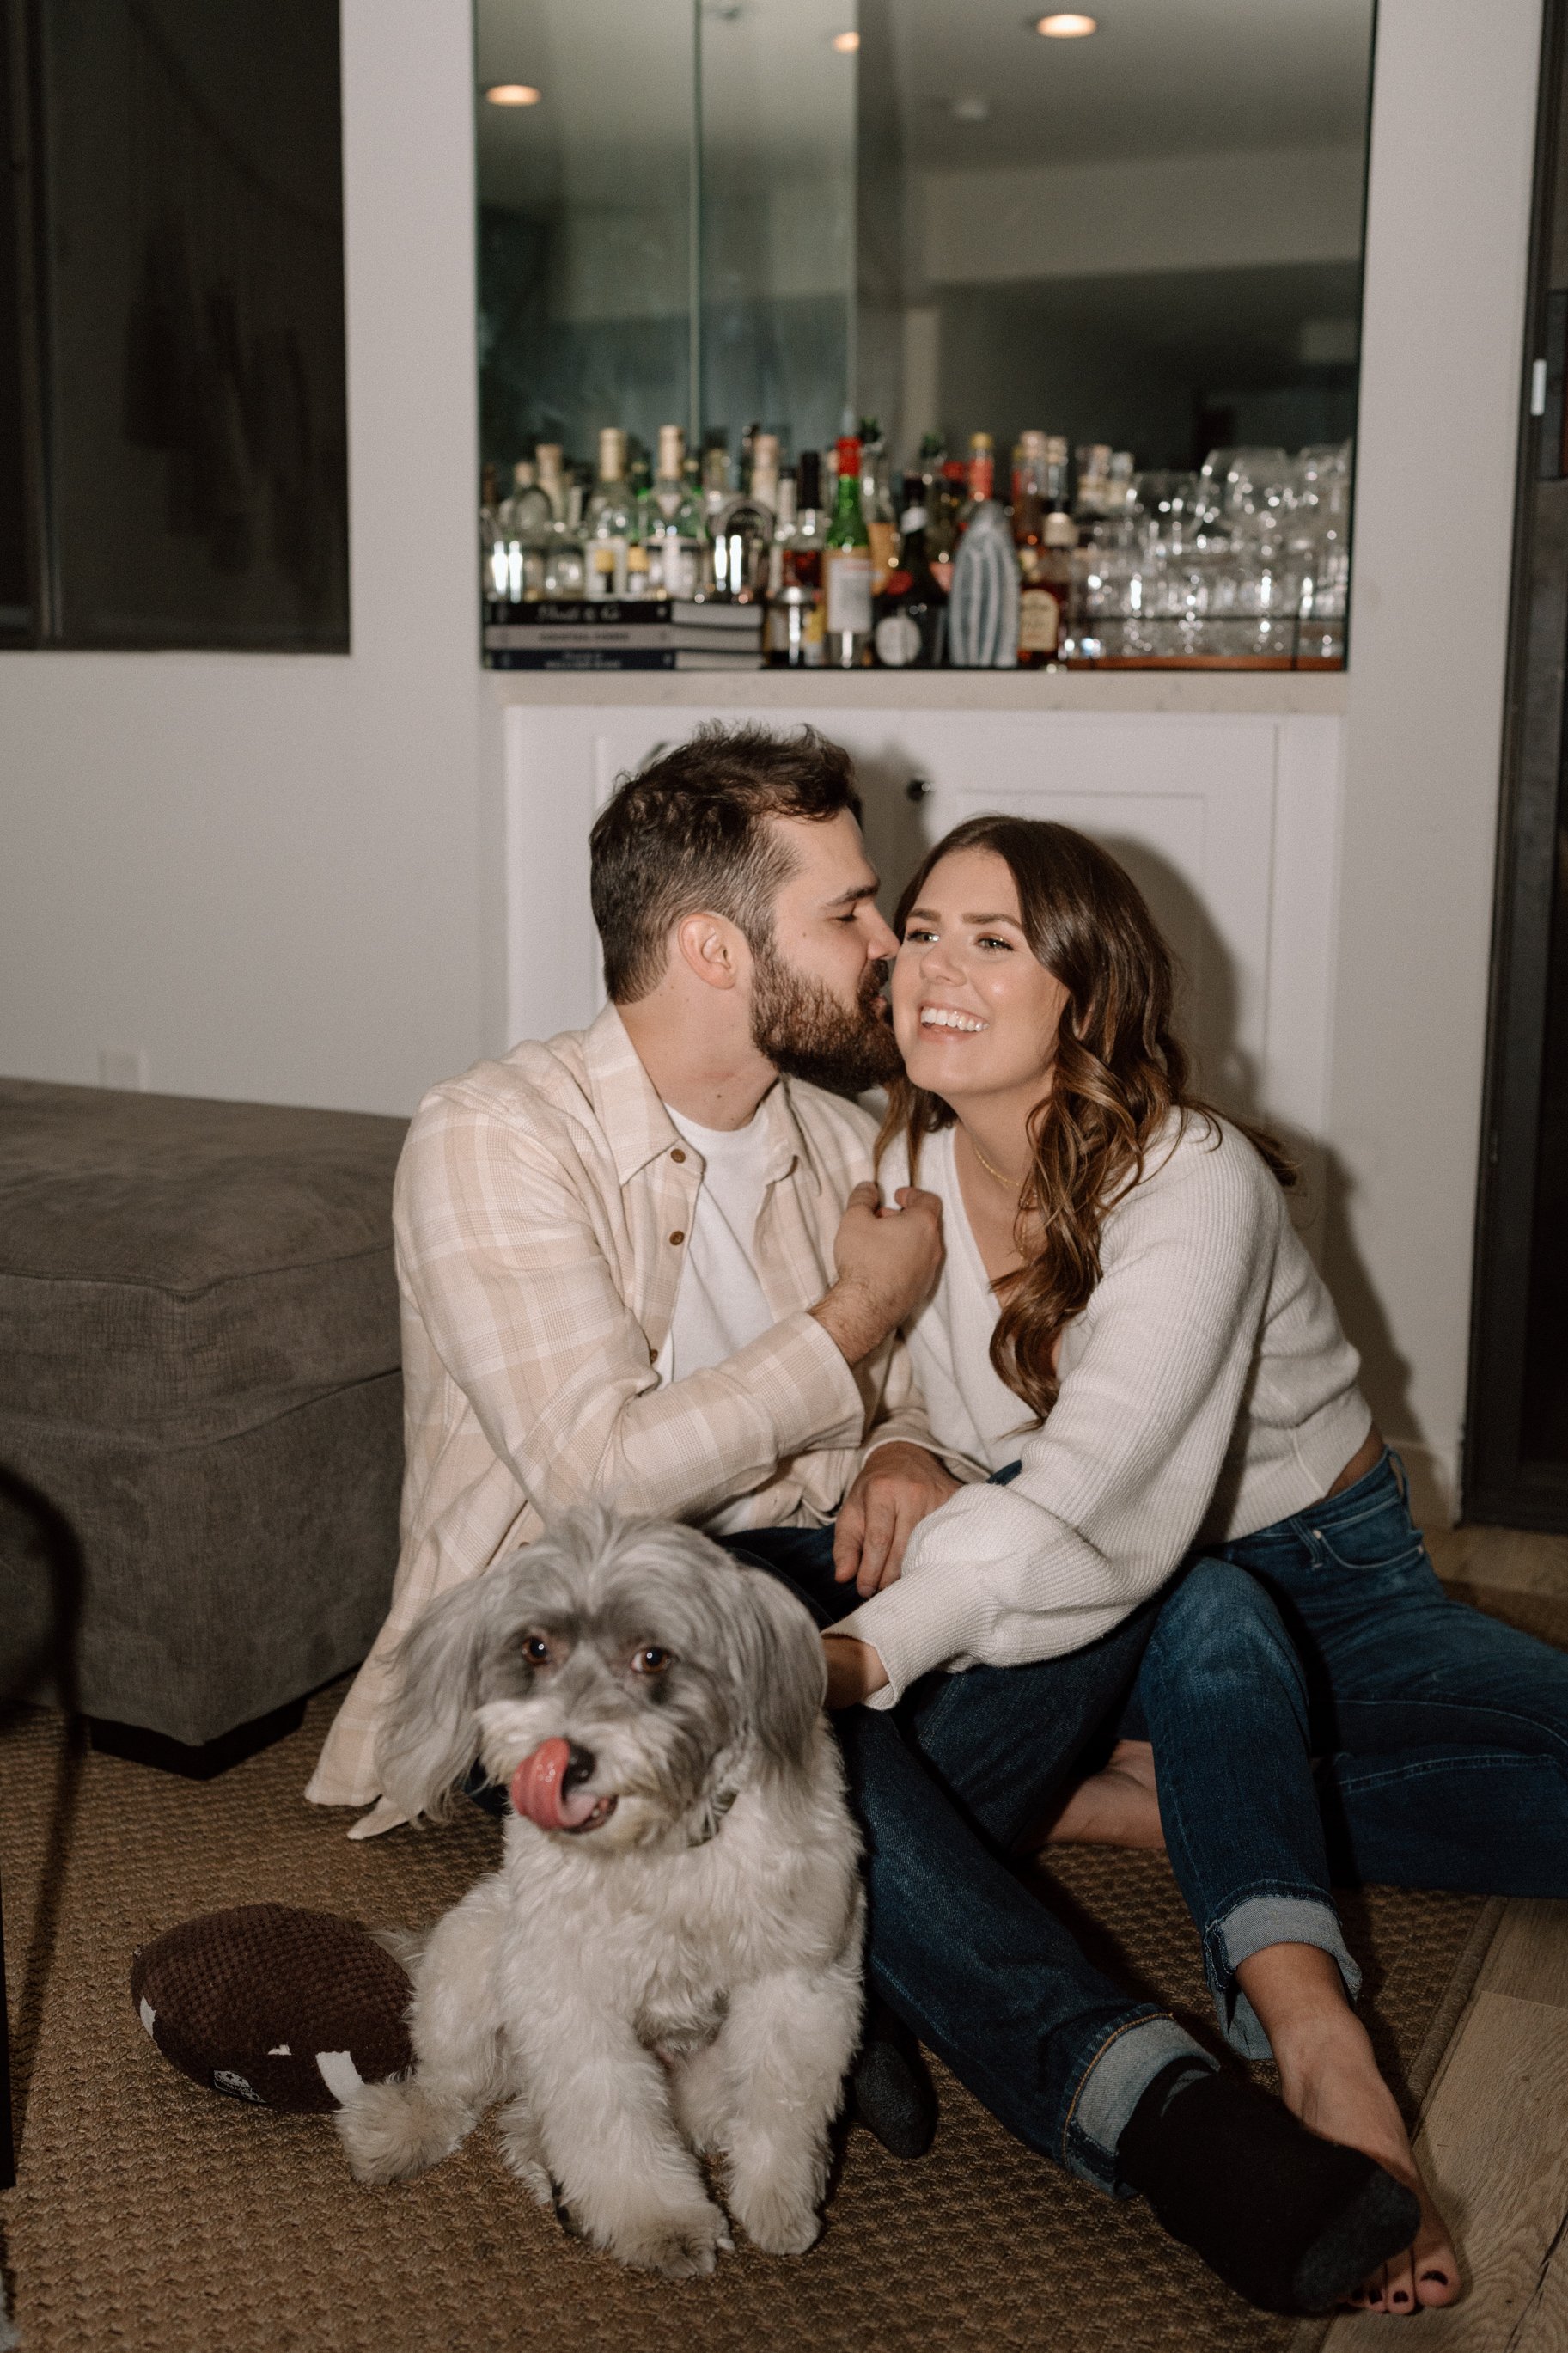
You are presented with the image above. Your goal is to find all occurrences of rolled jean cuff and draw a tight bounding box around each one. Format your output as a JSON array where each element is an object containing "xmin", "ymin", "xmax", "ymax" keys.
[
  {"xmin": 1062, "ymin": 2012, "xmax": 1216, "ymax": 2193},
  {"xmin": 1207, "ymin": 1891, "xmax": 1363, "ymax": 2060}
]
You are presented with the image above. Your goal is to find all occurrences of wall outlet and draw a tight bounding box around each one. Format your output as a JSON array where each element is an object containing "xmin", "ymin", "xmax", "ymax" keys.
[{"xmin": 98, "ymin": 1047, "xmax": 151, "ymax": 1091}]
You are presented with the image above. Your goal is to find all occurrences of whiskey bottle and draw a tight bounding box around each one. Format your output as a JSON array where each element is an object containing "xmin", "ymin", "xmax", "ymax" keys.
[
  {"xmin": 823, "ymin": 434, "xmax": 874, "ymax": 668},
  {"xmin": 766, "ymin": 452, "xmax": 827, "ymax": 667},
  {"xmin": 957, "ymin": 432, "xmax": 997, "ymax": 533},
  {"xmin": 1019, "ymin": 511, "xmax": 1076, "ymax": 667},
  {"xmin": 926, "ymin": 461, "xmax": 966, "ymax": 593}
]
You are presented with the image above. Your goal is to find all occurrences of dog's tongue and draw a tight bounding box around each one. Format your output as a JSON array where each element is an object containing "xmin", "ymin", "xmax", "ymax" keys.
[{"xmin": 509, "ymin": 1739, "xmax": 601, "ymax": 1832}]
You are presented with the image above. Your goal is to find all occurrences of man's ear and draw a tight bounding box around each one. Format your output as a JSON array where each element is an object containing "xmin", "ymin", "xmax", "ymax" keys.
[{"xmin": 674, "ymin": 910, "xmax": 747, "ymax": 992}]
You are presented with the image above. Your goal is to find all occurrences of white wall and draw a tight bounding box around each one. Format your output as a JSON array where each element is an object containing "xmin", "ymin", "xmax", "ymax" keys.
[
  {"xmin": 0, "ymin": 0, "xmax": 1544, "ymax": 1519},
  {"xmin": 0, "ymin": 0, "xmax": 483, "ymax": 1116},
  {"xmin": 1323, "ymin": 0, "xmax": 1541, "ymax": 1517}
]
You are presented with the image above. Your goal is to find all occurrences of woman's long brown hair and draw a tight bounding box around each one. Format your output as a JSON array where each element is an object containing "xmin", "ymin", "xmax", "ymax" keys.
[{"xmin": 877, "ymin": 814, "xmax": 1295, "ymax": 1422}]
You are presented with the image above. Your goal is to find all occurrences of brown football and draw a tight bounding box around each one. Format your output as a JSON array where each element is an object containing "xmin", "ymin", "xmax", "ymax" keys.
[{"xmin": 130, "ymin": 1903, "xmax": 415, "ymax": 2114}]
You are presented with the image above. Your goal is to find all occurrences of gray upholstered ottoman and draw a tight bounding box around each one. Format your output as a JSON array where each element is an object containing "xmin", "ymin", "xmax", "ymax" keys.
[{"xmin": 0, "ymin": 1079, "xmax": 407, "ymax": 1769}]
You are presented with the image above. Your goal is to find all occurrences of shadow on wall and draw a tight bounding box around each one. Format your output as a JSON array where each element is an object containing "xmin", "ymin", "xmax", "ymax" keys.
[{"xmin": 856, "ymin": 772, "xmax": 1419, "ymax": 1489}]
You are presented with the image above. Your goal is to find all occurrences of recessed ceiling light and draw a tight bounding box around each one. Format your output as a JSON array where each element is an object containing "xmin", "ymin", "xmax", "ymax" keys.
[
  {"xmin": 832, "ymin": 29, "xmax": 859, "ymax": 52},
  {"xmin": 485, "ymin": 83, "xmax": 541, "ymax": 106},
  {"xmin": 1036, "ymin": 12, "xmax": 1097, "ymax": 34},
  {"xmin": 951, "ymin": 93, "xmax": 991, "ymax": 122}
]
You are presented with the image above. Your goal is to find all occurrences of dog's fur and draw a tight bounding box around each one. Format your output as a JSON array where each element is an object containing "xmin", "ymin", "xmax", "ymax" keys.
[{"xmin": 335, "ymin": 1506, "xmax": 865, "ymax": 2278}]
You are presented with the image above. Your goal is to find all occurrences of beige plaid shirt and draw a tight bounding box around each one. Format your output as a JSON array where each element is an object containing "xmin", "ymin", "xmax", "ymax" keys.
[{"xmin": 307, "ymin": 1003, "xmax": 943, "ymax": 1824}]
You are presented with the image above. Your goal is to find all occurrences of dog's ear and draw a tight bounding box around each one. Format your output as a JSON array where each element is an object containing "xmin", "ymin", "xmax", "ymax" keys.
[
  {"xmin": 375, "ymin": 1565, "xmax": 515, "ymax": 1823},
  {"xmin": 724, "ymin": 1564, "xmax": 827, "ymax": 1775}
]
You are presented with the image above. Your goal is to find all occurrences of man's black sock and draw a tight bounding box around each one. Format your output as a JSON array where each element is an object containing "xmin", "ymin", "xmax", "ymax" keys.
[
  {"xmin": 848, "ymin": 1998, "xmax": 938, "ymax": 2160},
  {"xmin": 1117, "ymin": 2059, "xmax": 1422, "ymax": 2315}
]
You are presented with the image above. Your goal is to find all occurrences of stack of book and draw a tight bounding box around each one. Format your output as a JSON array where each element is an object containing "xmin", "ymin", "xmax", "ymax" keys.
[{"xmin": 483, "ymin": 599, "xmax": 764, "ymax": 671}]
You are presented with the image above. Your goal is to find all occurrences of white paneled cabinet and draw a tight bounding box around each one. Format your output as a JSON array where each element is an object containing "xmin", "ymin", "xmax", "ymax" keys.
[{"xmin": 503, "ymin": 701, "xmax": 1344, "ymax": 1147}]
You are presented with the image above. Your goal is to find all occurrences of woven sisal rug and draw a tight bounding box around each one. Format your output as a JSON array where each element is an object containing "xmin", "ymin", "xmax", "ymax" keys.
[{"xmin": 3, "ymin": 1580, "xmax": 1560, "ymax": 2353}]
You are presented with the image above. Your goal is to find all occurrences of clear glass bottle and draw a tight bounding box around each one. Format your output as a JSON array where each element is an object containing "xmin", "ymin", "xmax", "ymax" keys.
[
  {"xmin": 767, "ymin": 465, "xmax": 797, "ymax": 598},
  {"xmin": 584, "ymin": 426, "xmax": 637, "ymax": 598},
  {"xmin": 1075, "ymin": 444, "xmax": 1113, "ymax": 538},
  {"xmin": 766, "ymin": 449, "xmax": 826, "ymax": 667},
  {"xmin": 479, "ymin": 462, "xmax": 509, "ymax": 608},
  {"xmin": 534, "ymin": 443, "xmax": 566, "ymax": 523},
  {"xmin": 859, "ymin": 418, "xmax": 900, "ymax": 596},
  {"xmin": 702, "ymin": 437, "xmax": 733, "ymax": 532},
  {"xmin": 749, "ymin": 431, "xmax": 781, "ymax": 521},
  {"xmin": 644, "ymin": 424, "xmax": 710, "ymax": 601},
  {"xmin": 926, "ymin": 461, "xmax": 966, "ymax": 594},
  {"xmin": 542, "ymin": 478, "xmax": 586, "ymax": 598},
  {"xmin": 498, "ymin": 460, "xmax": 552, "ymax": 601},
  {"xmin": 824, "ymin": 432, "xmax": 873, "ymax": 668}
]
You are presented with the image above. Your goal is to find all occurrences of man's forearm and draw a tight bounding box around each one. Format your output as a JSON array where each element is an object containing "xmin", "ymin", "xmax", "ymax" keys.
[{"xmin": 808, "ymin": 1280, "xmax": 893, "ymax": 1368}]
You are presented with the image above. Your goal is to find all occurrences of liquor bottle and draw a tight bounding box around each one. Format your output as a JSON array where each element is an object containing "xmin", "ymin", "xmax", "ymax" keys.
[
  {"xmin": 926, "ymin": 461, "xmax": 966, "ymax": 593},
  {"xmin": 535, "ymin": 443, "xmax": 567, "ymax": 523},
  {"xmin": 1013, "ymin": 431, "xmax": 1052, "ymax": 667},
  {"xmin": 768, "ymin": 466, "xmax": 798, "ymax": 598},
  {"xmin": 499, "ymin": 460, "xmax": 552, "ymax": 602},
  {"xmin": 823, "ymin": 434, "xmax": 873, "ymax": 668},
  {"xmin": 858, "ymin": 419, "xmax": 900, "ymax": 596},
  {"xmin": 949, "ymin": 501, "xmax": 1020, "ymax": 668},
  {"xmin": 917, "ymin": 430, "xmax": 947, "ymax": 500},
  {"xmin": 584, "ymin": 427, "xmax": 637, "ymax": 598},
  {"xmin": 1075, "ymin": 444, "xmax": 1113, "ymax": 536},
  {"xmin": 1044, "ymin": 434, "xmax": 1071, "ymax": 516},
  {"xmin": 644, "ymin": 424, "xmax": 709, "ymax": 600},
  {"xmin": 957, "ymin": 433, "xmax": 996, "ymax": 533},
  {"xmin": 873, "ymin": 477, "xmax": 948, "ymax": 669},
  {"xmin": 1019, "ymin": 511, "xmax": 1076, "ymax": 669},
  {"xmin": 480, "ymin": 464, "xmax": 508, "ymax": 608},
  {"xmin": 767, "ymin": 450, "xmax": 827, "ymax": 667},
  {"xmin": 702, "ymin": 437, "xmax": 733, "ymax": 530},
  {"xmin": 749, "ymin": 432, "xmax": 781, "ymax": 519},
  {"xmin": 542, "ymin": 479, "xmax": 586, "ymax": 598}
]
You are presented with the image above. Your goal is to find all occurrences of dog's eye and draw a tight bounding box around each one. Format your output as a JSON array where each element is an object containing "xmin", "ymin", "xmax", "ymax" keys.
[
  {"xmin": 522, "ymin": 1634, "xmax": 552, "ymax": 1665},
  {"xmin": 631, "ymin": 1645, "xmax": 672, "ymax": 1677}
]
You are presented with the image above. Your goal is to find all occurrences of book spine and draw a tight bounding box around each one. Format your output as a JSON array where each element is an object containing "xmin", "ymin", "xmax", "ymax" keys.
[{"xmin": 485, "ymin": 648, "xmax": 678, "ymax": 671}]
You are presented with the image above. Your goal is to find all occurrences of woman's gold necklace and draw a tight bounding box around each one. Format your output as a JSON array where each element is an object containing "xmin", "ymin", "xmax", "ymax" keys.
[{"xmin": 967, "ymin": 1130, "xmax": 1026, "ymax": 1192}]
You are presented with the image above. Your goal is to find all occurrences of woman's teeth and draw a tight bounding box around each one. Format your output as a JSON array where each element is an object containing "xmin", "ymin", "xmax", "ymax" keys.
[{"xmin": 920, "ymin": 1007, "xmax": 986, "ymax": 1033}]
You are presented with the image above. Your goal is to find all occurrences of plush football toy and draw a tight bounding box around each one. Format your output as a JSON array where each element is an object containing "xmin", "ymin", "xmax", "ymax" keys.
[{"xmin": 131, "ymin": 1903, "xmax": 414, "ymax": 2113}]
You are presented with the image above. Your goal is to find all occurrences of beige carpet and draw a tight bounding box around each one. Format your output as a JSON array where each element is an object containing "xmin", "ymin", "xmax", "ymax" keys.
[{"xmin": 3, "ymin": 1600, "xmax": 1554, "ymax": 2353}]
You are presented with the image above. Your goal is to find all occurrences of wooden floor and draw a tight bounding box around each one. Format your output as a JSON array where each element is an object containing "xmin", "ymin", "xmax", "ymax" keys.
[{"xmin": 1296, "ymin": 1525, "xmax": 1568, "ymax": 2351}]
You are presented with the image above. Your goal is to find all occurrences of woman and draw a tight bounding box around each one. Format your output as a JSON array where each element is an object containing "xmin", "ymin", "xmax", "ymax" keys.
[{"xmin": 823, "ymin": 813, "xmax": 1568, "ymax": 2319}]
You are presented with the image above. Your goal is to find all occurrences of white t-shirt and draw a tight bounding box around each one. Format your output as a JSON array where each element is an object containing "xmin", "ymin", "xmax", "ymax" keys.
[
  {"xmin": 897, "ymin": 1122, "xmax": 1031, "ymax": 1473},
  {"xmin": 654, "ymin": 1103, "xmax": 778, "ymax": 1532}
]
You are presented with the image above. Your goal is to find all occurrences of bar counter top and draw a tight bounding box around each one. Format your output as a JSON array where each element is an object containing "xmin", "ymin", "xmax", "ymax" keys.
[{"xmin": 485, "ymin": 667, "xmax": 1348, "ymax": 717}]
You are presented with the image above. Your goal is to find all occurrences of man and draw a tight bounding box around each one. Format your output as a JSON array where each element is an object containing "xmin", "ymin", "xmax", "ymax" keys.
[{"xmin": 309, "ymin": 723, "xmax": 1416, "ymax": 2315}]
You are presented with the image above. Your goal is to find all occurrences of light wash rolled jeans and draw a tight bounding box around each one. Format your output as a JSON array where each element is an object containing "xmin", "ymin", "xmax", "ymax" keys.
[{"xmin": 1132, "ymin": 1448, "xmax": 1568, "ymax": 2058}]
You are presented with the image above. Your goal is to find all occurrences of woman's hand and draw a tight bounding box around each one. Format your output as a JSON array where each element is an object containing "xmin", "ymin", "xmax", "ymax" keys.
[
  {"xmin": 833, "ymin": 1440, "xmax": 961, "ymax": 1595},
  {"xmin": 821, "ymin": 1633, "xmax": 890, "ymax": 1708}
]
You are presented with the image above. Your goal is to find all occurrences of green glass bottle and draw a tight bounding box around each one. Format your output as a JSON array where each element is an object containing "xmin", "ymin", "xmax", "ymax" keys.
[{"xmin": 823, "ymin": 434, "xmax": 873, "ymax": 669}]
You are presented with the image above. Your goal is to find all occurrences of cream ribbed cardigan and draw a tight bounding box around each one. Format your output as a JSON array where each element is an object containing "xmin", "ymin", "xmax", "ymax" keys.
[{"xmin": 834, "ymin": 1113, "xmax": 1371, "ymax": 1707}]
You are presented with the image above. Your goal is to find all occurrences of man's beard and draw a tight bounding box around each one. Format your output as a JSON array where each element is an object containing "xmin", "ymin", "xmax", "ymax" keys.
[{"xmin": 749, "ymin": 938, "xmax": 904, "ymax": 1096}]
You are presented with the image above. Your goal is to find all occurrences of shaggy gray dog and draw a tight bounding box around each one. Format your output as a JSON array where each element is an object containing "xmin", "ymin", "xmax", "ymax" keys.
[{"xmin": 335, "ymin": 1505, "xmax": 865, "ymax": 2279}]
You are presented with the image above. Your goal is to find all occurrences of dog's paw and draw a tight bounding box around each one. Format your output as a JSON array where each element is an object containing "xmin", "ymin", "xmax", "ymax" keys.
[
  {"xmin": 335, "ymin": 2081, "xmax": 469, "ymax": 2187},
  {"xmin": 497, "ymin": 2095, "xmax": 553, "ymax": 2206},
  {"xmin": 728, "ymin": 2186, "xmax": 822, "ymax": 2258},
  {"xmin": 607, "ymin": 2199, "xmax": 733, "ymax": 2279}
]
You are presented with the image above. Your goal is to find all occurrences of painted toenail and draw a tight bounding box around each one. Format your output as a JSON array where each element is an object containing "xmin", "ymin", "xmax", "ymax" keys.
[
  {"xmin": 1393, "ymin": 2292, "xmax": 1409, "ymax": 2305},
  {"xmin": 1420, "ymin": 2270, "xmax": 1449, "ymax": 2285}
]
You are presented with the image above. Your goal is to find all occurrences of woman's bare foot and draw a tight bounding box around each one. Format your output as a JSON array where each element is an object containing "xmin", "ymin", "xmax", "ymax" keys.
[
  {"xmin": 1041, "ymin": 1739, "xmax": 1166, "ymax": 1850},
  {"xmin": 1269, "ymin": 2000, "xmax": 1461, "ymax": 2314}
]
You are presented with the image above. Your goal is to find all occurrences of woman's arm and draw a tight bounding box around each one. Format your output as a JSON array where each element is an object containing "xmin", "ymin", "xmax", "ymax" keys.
[{"xmin": 829, "ymin": 1128, "xmax": 1280, "ymax": 1705}]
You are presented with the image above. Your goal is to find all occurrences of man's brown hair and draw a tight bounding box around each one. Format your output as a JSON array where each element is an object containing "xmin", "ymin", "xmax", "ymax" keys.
[{"xmin": 589, "ymin": 723, "xmax": 863, "ymax": 1004}]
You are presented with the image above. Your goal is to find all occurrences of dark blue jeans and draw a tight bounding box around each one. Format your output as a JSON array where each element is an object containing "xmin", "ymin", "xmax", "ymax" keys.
[
  {"xmin": 719, "ymin": 1519, "xmax": 1218, "ymax": 2191},
  {"xmin": 1133, "ymin": 1450, "xmax": 1568, "ymax": 2057}
]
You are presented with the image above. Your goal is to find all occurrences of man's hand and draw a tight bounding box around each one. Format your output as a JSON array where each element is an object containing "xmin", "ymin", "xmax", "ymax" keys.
[
  {"xmin": 821, "ymin": 1632, "xmax": 890, "ymax": 1709},
  {"xmin": 833, "ymin": 1441, "xmax": 960, "ymax": 1596},
  {"xmin": 808, "ymin": 1181, "xmax": 944, "ymax": 1368}
]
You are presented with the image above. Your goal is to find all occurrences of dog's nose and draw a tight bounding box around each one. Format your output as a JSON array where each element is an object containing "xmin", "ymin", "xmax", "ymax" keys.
[{"xmin": 564, "ymin": 1741, "xmax": 595, "ymax": 1790}]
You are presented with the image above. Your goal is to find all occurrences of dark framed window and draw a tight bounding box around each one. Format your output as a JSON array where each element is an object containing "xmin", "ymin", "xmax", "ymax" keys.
[{"xmin": 2, "ymin": 0, "xmax": 348, "ymax": 651}]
